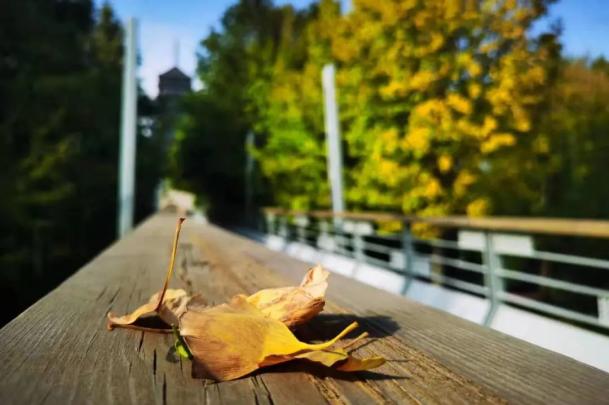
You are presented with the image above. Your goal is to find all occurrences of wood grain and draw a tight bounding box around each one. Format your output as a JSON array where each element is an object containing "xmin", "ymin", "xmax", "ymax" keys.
[{"xmin": 0, "ymin": 212, "xmax": 607, "ymax": 404}]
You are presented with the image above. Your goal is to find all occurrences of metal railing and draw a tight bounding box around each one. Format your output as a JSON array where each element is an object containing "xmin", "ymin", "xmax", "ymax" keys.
[{"xmin": 263, "ymin": 208, "xmax": 609, "ymax": 331}]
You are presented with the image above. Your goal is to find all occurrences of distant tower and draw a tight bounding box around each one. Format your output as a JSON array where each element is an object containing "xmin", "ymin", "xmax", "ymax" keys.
[
  {"xmin": 154, "ymin": 41, "xmax": 193, "ymax": 211},
  {"xmin": 158, "ymin": 39, "xmax": 191, "ymax": 98},
  {"xmin": 157, "ymin": 40, "xmax": 191, "ymax": 150},
  {"xmin": 158, "ymin": 67, "xmax": 191, "ymax": 97}
]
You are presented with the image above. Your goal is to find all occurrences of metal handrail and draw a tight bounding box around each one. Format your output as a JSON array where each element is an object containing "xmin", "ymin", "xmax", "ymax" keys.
[{"xmin": 266, "ymin": 209, "xmax": 609, "ymax": 331}]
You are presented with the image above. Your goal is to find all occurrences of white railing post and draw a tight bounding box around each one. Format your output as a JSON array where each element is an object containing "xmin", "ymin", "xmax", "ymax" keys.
[
  {"xmin": 598, "ymin": 296, "xmax": 609, "ymax": 326},
  {"xmin": 331, "ymin": 218, "xmax": 345, "ymax": 256},
  {"xmin": 401, "ymin": 221, "xmax": 415, "ymax": 295},
  {"xmin": 278, "ymin": 216, "xmax": 289, "ymax": 240},
  {"xmin": 294, "ymin": 215, "xmax": 309, "ymax": 244},
  {"xmin": 353, "ymin": 222, "xmax": 366, "ymax": 264},
  {"xmin": 265, "ymin": 212, "xmax": 276, "ymax": 235},
  {"xmin": 318, "ymin": 220, "xmax": 334, "ymax": 252},
  {"xmin": 483, "ymin": 232, "xmax": 503, "ymax": 326}
]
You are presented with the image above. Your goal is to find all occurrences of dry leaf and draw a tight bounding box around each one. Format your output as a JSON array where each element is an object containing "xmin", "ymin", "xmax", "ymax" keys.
[
  {"xmin": 294, "ymin": 333, "xmax": 386, "ymax": 371},
  {"xmin": 246, "ymin": 265, "xmax": 328, "ymax": 327},
  {"xmin": 107, "ymin": 288, "xmax": 189, "ymax": 330},
  {"xmin": 107, "ymin": 217, "xmax": 188, "ymax": 331},
  {"xmin": 295, "ymin": 350, "xmax": 385, "ymax": 371},
  {"xmin": 107, "ymin": 217, "xmax": 386, "ymax": 381},
  {"xmin": 179, "ymin": 295, "xmax": 384, "ymax": 381}
]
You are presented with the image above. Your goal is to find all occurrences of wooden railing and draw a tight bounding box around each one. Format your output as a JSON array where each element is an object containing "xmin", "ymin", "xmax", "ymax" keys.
[{"xmin": 0, "ymin": 211, "xmax": 607, "ymax": 403}]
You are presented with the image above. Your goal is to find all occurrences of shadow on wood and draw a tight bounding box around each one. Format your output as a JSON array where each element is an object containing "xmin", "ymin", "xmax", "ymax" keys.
[
  {"xmin": 295, "ymin": 313, "xmax": 400, "ymax": 340},
  {"xmin": 250, "ymin": 360, "xmax": 409, "ymax": 381}
]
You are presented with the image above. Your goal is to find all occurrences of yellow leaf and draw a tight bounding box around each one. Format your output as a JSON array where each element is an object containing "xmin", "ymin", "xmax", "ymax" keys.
[
  {"xmin": 447, "ymin": 93, "xmax": 472, "ymax": 115},
  {"xmin": 107, "ymin": 288, "xmax": 190, "ymax": 330},
  {"xmin": 107, "ymin": 218, "xmax": 386, "ymax": 381},
  {"xmin": 467, "ymin": 198, "xmax": 490, "ymax": 217},
  {"xmin": 295, "ymin": 332, "xmax": 385, "ymax": 371},
  {"xmin": 107, "ymin": 219, "xmax": 330, "ymax": 330},
  {"xmin": 437, "ymin": 155, "xmax": 453, "ymax": 173},
  {"xmin": 180, "ymin": 295, "xmax": 382, "ymax": 381},
  {"xmin": 246, "ymin": 265, "xmax": 329, "ymax": 328},
  {"xmin": 107, "ymin": 217, "xmax": 191, "ymax": 330},
  {"xmin": 481, "ymin": 133, "xmax": 516, "ymax": 154},
  {"xmin": 410, "ymin": 70, "xmax": 435, "ymax": 91}
]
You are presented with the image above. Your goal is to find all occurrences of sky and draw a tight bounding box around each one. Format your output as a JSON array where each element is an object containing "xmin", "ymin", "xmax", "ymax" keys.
[{"xmin": 95, "ymin": 0, "xmax": 609, "ymax": 98}]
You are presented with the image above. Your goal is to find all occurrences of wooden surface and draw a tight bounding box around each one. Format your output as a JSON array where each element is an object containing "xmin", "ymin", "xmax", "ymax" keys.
[
  {"xmin": 264, "ymin": 207, "xmax": 609, "ymax": 239},
  {"xmin": 0, "ymin": 212, "xmax": 608, "ymax": 404}
]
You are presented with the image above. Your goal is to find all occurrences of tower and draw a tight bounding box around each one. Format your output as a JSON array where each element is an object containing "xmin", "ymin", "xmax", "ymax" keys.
[{"xmin": 158, "ymin": 67, "xmax": 191, "ymax": 97}]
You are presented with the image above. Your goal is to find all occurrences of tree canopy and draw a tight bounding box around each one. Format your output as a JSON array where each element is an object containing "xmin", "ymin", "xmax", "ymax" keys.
[
  {"xmin": 173, "ymin": 0, "xmax": 600, "ymax": 225},
  {"xmin": 0, "ymin": 0, "xmax": 161, "ymax": 325}
]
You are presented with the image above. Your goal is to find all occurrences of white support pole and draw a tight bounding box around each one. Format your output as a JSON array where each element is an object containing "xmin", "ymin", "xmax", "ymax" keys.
[
  {"xmin": 483, "ymin": 232, "xmax": 503, "ymax": 326},
  {"xmin": 244, "ymin": 131, "xmax": 255, "ymax": 222},
  {"xmin": 117, "ymin": 18, "xmax": 138, "ymax": 238},
  {"xmin": 322, "ymin": 64, "xmax": 345, "ymax": 218},
  {"xmin": 400, "ymin": 221, "xmax": 415, "ymax": 295}
]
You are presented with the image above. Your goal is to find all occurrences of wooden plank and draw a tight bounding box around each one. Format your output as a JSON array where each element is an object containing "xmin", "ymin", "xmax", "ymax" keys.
[
  {"xmin": 0, "ymin": 212, "xmax": 606, "ymax": 405},
  {"xmin": 190, "ymin": 227, "xmax": 505, "ymax": 404},
  {"xmin": 197, "ymin": 216, "xmax": 609, "ymax": 404},
  {"xmin": 264, "ymin": 207, "xmax": 609, "ymax": 239}
]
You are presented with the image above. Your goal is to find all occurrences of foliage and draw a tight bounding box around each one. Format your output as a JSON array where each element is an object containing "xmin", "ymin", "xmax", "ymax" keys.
[
  {"xmin": 169, "ymin": 0, "xmax": 295, "ymax": 222},
  {"xmin": 159, "ymin": 0, "xmax": 607, "ymax": 224},
  {"xmin": 173, "ymin": 0, "xmax": 567, "ymax": 221},
  {"xmin": 249, "ymin": 0, "xmax": 560, "ymax": 216},
  {"xmin": 249, "ymin": 0, "xmax": 340, "ymax": 210},
  {"xmin": 170, "ymin": 93, "xmax": 249, "ymax": 221},
  {"xmin": 0, "ymin": 1, "xmax": 160, "ymax": 325},
  {"xmin": 167, "ymin": 0, "xmax": 609, "ymax": 260},
  {"xmin": 540, "ymin": 59, "xmax": 609, "ymax": 218},
  {"xmin": 334, "ymin": 0, "xmax": 559, "ymax": 219}
]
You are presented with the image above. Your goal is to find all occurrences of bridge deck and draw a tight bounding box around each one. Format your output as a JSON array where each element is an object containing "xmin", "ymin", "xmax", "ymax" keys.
[{"xmin": 0, "ymin": 212, "xmax": 607, "ymax": 404}]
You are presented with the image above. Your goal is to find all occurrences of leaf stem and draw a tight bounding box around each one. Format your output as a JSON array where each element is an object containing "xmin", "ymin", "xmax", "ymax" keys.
[
  {"xmin": 341, "ymin": 331, "xmax": 369, "ymax": 351},
  {"xmin": 156, "ymin": 217, "xmax": 186, "ymax": 311},
  {"xmin": 306, "ymin": 321, "xmax": 359, "ymax": 351}
]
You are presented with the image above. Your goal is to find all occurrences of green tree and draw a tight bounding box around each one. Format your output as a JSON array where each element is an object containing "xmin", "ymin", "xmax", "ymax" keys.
[
  {"xmin": 170, "ymin": 0, "xmax": 309, "ymax": 222},
  {"xmin": 0, "ymin": 1, "xmax": 160, "ymax": 325},
  {"xmin": 1, "ymin": 0, "xmax": 99, "ymax": 324},
  {"xmin": 251, "ymin": 0, "xmax": 339, "ymax": 210},
  {"xmin": 541, "ymin": 59, "xmax": 609, "ymax": 218}
]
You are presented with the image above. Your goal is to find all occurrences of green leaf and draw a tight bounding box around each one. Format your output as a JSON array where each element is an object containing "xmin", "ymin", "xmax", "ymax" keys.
[{"xmin": 172, "ymin": 325, "xmax": 192, "ymax": 359}]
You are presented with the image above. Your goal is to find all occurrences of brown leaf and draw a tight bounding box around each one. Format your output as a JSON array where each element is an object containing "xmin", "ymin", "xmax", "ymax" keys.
[
  {"xmin": 106, "ymin": 217, "xmax": 188, "ymax": 330},
  {"xmin": 179, "ymin": 295, "xmax": 384, "ymax": 381},
  {"xmin": 106, "ymin": 218, "xmax": 386, "ymax": 381},
  {"xmin": 246, "ymin": 265, "xmax": 329, "ymax": 327},
  {"xmin": 106, "ymin": 288, "xmax": 195, "ymax": 330}
]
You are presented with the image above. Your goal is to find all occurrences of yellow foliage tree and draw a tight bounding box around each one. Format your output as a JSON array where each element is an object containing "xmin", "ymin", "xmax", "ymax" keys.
[
  {"xmin": 331, "ymin": 0, "xmax": 557, "ymax": 217},
  {"xmin": 248, "ymin": 0, "xmax": 557, "ymax": 216}
]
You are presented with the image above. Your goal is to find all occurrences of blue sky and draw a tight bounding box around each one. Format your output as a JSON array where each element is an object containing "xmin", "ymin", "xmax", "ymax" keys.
[
  {"xmin": 534, "ymin": 0, "xmax": 609, "ymax": 58},
  {"xmin": 95, "ymin": 0, "xmax": 609, "ymax": 97}
]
